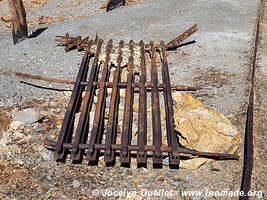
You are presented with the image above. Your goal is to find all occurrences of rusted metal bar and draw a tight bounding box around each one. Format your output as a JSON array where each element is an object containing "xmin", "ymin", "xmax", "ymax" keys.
[
  {"xmin": 165, "ymin": 23, "xmax": 198, "ymax": 50},
  {"xmin": 87, "ymin": 40, "xmax": 113, "ymax": 162},
  {"xmin": 45, "ymin": 37, "xmax": 240, "ymax": 169},
  {"xmin": 80, "ymin": 81, "xmax": 203, "ymax": 91},
  {"xmin": 160, "ymin": 41, "xmax": 180, "ymax": 166},
  {"xmin": 239, "ymin": 0, "xmax": 264, "ymax": 198},
  {"xmin": 71, "ymin": 39, "xmax": 102, "ymax": 161},
  {"xmin": 54, "ymin": 43, "xmax": 92, "ymax": 161},
  {"xmin": 137, "ymin": 40, "xmax": 147, "ymax": 165},
  {"xmin": 45, "ymin": 139, "xmax": 239, "ymax": 160},
  {"xmin": 66, "ymin": 37, "xmax": 89, "ymax": 52},
  {"xmin": 144, "ymin": 23, "xmax": 198, "ymax": 50},
  {"xmin": 8, "ymin": 71, "xmax": 204, "ymax": 91},
  {"xmin": 55, "ymin": 24, "xmax": 198, "ymax": 52},
  {"xmin": 104, "ymin": 41, "xmax": 124, "ymax": 163},
  {"xmin": 150, "ymin": 41, "xmax": 163, "ymax": 165},
  {"xmin": 55, "ymin": 34, "xmax": 89, "ymax": 52},
  {"xmin": 120, "ymin": 40, "xmax": 134, "ymax": 164}
]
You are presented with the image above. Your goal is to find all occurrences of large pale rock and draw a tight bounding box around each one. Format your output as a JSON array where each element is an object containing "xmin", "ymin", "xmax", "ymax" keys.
[
  {"xmin": 173, "ymin": 92, "xmax": 240, "ymax": 169},
  {"xmin": 12, "ymin": 108, "xmax": 40, "ymax": 125}
]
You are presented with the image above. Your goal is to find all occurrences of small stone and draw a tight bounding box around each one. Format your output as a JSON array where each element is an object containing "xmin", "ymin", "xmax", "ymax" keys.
[
  {"xmin": 172, "ymin": 176, "xmax": 184, "ymax": 182},
  {"xmin": 106, "ymin": 96, "xmax": 111, "ymax": 107},
  {"xmin": 148, "ymin": 176, "xmax": 155, "ymax": 182},
  {"xmin": 23, "ymin": 127, "xmax": 31, "ymax": 134},
  {"xmin": 13, "ymin": 108, "xmax": 40, "ymax": 125},
  {"xmin": 156, "ymin": 176, "xmax": 164, "ymax": 181},
  {"xmin": 132, "ymin": 122, "xmax": 138, "ymax": 135},
  {"xmin": 165, "ymin": 172, "xmax": 172, "ymax": 178},
  {"xmin": 11, "ymin": 144, "xmax": 21, "ymax": 154},
  {"xmin": 14, "ymin": 158, "xmax": 24, "ymax": 165},
  {"xmin": 9, "ymin": 121, "xmax": 23, "ymax": 131},
  {"xmin": 139, "ymin": 167, "xmax": 148, "ymax": 174},
  {"xmin": 99, "ymin": 181, "xmax": 105, "ymax": 185},
  {"xmin": 0, "ymin": 109, "xmax": 11, "ymax": 134},
  {"xmin": 72, "ymin": 180, "xmax": 81, "ymax": 188},
  {"xmin": 1, "ymin": 15, "xmax": 11, "ymax": 22},
  {"xmin": 40, "ymin": 148, "xmax": 54, "ymax": 160},
  {"xmin": 35, "ymin": 124, "xmax": 44, "ymax": 132},
  {"xmin": 191, "ymin": 197, "xmax": 204, "ymax": 200},
  {"xmin": 131, "ymin": 138, "xmax": 137, "ymax": 145},
  {"xmin": 0, "ymin": 132, "xmax": 10, "ymax": 146},
  {"xmin": 60, "ymin": 195, "xmax": 68, "ymax": 200},
  {"xmin": 63, "ymin": 91, "xmax": 72, "ymax": 96},
  {"xmin": 32, "ymin": 123, "xmax": 39, "ymax": 130},
  {"xmin": 13, "ymin": 131, "xmax": 25, "ymax": 138},
  {"xmin": 171, "ymin": 182, "xmax": 179, "ymax": 188},
  {"xmin": 163, "ymin": 157, "xmax": 169, "ymax": 166},
  {"xmin": 74, "ymin": 112, "xmax": 81, "ymax": 131}
]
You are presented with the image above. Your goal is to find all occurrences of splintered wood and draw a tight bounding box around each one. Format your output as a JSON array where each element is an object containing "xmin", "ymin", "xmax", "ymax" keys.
[{"xmin": 8, "ymin": 0, "xmax": 28, "ymax": 44}]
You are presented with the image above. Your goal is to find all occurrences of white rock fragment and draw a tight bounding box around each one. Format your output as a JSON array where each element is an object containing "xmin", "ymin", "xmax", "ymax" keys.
[
  {"xmin": 72, "ymin": 180, "xmax": 81, "ymax": 188},
  {"xmin": 163, "ymin": 157, "xmax": 169, "ymax": 166},
  {"xmin": 9, "ymin": 121, "xmax": 23, "ymax": 130},
  {"xmin": 14, "ymin": 158, "xmax": 24, "ymax": 165},
  {"xmin": 13, "ymin": 108, "xmax": 40, "ymax": 125},
  {"xmin": 0, "ymin": 132, "xmax": 10, "ymax": 146},
  {"xmin": 40, "ymin": 148, "xmax": 54, "ymax": 161}
]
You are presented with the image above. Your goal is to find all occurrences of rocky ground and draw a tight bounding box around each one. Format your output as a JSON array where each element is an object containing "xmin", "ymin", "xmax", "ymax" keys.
[
  {"xmin": 0, "ymin": 0, "xmax": 146, "ymax": 35},
  {"xmin": 0, "ymin": 93, "xmax": 243, "ymax": 199},
  {"xmin": 251, "ymin": 3, "xmax": 267, "ymax": 196},
  {"xmin": 0, "ymin": 0, "xmax": 266, "ymax": 199}
]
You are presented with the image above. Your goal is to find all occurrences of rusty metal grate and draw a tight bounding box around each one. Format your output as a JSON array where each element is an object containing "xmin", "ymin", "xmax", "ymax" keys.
[{"xmin": 44, "ymin": 37, "xmax": 238, "ymax": 168}]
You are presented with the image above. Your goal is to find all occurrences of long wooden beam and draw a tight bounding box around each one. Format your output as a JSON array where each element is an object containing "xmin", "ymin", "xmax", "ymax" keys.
[{"xmin": 8, "ymin": 0, "xmax": 28, "ymax": 44}]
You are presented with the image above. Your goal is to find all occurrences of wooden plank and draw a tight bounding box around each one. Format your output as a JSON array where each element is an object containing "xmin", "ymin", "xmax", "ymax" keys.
[{"xmin": 8, "ymin": 0, "xmax": 28, "ymax": 44}]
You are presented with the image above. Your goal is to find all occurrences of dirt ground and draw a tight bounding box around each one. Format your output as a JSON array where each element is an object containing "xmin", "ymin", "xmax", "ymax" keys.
[{"xmin": 251, "ymin": 3, "xmax": 267, "ymax": 196}]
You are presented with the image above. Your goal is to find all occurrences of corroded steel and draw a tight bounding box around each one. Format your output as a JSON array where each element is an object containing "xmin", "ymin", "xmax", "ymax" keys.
[{"xmin": 45, "ymin": 39, "xmax": 239, "ymax": 168}]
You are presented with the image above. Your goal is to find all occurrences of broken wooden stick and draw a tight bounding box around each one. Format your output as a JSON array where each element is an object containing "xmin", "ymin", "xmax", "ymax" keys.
[{"xmin": 8, "ymin": 0, "xmax": 28, "ymax": 44}]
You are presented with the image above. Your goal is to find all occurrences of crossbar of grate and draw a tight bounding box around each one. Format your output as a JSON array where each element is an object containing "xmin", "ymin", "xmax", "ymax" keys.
[{"xmin": 50, "ymin": 39, "xmax": 239, "ymax": 168}]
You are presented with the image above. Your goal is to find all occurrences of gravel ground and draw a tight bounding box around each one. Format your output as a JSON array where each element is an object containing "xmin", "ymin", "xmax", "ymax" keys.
[
  {"xmin": 0, "ymin": 0, "xmax": 257, "ymax": 115},
  {"xmin": 0, "ymin": 0, "xmax": 266, "ymax": 199}
]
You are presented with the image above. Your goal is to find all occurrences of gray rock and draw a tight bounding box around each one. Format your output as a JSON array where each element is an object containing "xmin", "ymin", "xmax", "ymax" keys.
[
  {"xmin": 46, "ymin": 175, "xmax": 52, "ymax": 181},
  {"xmin": 165, "ymin": 172, "xmax": 172, "ymax": 178},
  {"xmin": 163, "ymin": 157, "xmax": 169, "ymax": 166},
  {"xmin": 0, "ymin": 132, "xmax": 10, "ymax": 146},
  {"xmin": 72, "ymin": 180, "xmax": 81, "ymax": 188},
  {"xmin": 40, "ymin": 148, "xmax": 54, "ymax": 161},
  {"xmin": 148, "ymin": 176, "xmax": 155, "ymax": 182},
  {"xmin": 13, "ymin": 108, "xmax": 40, "ymax": 125},
  {"xmin": 60, "ymin": 195, "xmax": 68, "ymax": 200},
  {"xmin": 14, "ymin": 158, "xmax": 24, "ymax": 165},
  {"xmin": 191, "ymin": 197, "xmax": 204, "ymax": 200}
]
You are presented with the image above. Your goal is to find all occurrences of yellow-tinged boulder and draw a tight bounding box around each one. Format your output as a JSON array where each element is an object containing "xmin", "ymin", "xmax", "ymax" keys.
[{"xmin": 173, "ymin": 92, "xmax": 240, "ymax": 169}]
